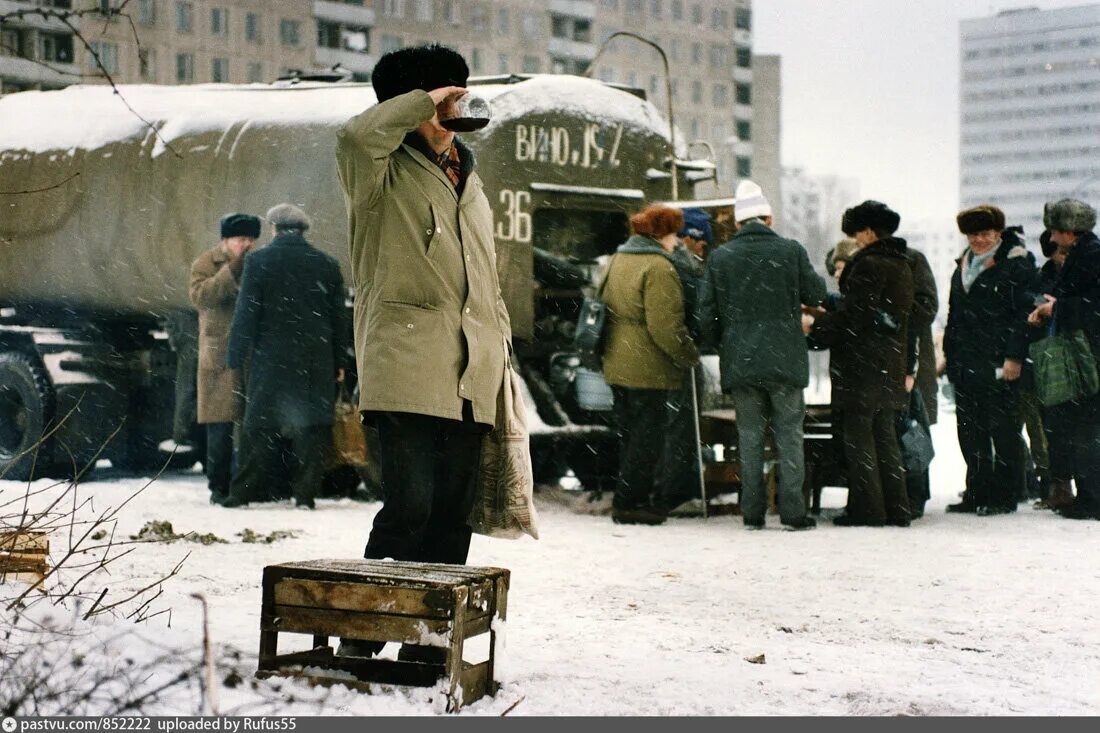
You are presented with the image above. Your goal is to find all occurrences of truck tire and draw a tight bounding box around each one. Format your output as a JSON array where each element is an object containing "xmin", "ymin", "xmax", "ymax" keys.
[{"xmin": 0, "ymin": 351, "xmax": 55, "ymax": 482}]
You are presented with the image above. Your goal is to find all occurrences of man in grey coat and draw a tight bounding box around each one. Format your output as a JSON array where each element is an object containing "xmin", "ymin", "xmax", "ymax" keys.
[{"xmin": 698, "ymin": 181, "xmax": 827, "ymax": 530}]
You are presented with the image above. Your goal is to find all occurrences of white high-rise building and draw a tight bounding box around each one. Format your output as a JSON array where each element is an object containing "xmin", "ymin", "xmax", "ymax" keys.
[
  {"xmin": 959, "ymin": 4, "xmax": 1100, "ymax": 244},
  {"xmin": 900, "ymin": 219, "xmax": 965, "ymax": 330}
]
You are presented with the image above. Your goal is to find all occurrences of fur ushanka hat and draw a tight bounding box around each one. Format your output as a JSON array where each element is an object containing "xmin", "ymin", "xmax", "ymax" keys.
[
  {"xmin": 956, "ymin": 205, "xmax": 1006, "ymax": 234},
  {"xmin": 219, "ymin": 213, "xmax": 261, "ymax": 240},
  {"xmin": 841, "ymin": 200, "xmax": 900, "ymax": 237},
  {"xmin": 1044, "ymin": 199, "xmax": 1097, "ymax": 233},
  {"xmin": 370, "ymin": 44, "xmax": 469, "ymax": 103}
]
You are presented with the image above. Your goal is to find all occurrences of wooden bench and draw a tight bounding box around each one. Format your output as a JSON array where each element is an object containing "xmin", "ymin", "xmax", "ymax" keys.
[
  {"xmin": 257, "ymin": 559, "xmax": 509, "ymax": 712},
  {"xmin": 0, "ymin": 531, "xmax": 48, "ymax": 589}
]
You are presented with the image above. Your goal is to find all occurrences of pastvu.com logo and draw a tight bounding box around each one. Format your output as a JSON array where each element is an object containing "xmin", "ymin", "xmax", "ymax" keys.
[{"xmin": 2, "ymin": 717, "xmax": 17, "ymax": 732}]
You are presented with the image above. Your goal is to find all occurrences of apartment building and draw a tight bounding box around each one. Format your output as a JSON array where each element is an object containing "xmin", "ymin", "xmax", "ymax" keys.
[
  {"xmin": 0, "ymin": 0, "xmax": 80, "ymax": 93},
  {"xmin": 960, "ymin": 4, "xmax": 1100, "ymax": 242}
]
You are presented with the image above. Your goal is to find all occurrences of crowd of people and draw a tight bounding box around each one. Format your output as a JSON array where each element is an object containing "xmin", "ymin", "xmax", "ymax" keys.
[{"xmin": 598, "ymin": 183, "xmax": 1100, "ymax": 528}]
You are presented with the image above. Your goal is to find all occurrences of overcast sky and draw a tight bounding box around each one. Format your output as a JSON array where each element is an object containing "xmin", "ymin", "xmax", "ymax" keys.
[{"xmin": 753, "ymin": 0, "xmax": 1089, "ymax": 221}]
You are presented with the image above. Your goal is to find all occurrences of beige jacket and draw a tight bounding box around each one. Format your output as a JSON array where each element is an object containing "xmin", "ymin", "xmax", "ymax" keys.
[
  {"xmin": 189, "ymin": 244, "xmax": 243, "ymax": 424},
  {"xmin": 335, "ymin": 90, "xmax": 511, "ymax": 425}
]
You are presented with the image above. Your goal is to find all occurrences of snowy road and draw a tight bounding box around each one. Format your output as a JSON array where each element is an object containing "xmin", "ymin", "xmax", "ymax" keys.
[{"xmin": 3, "ymin": 412, "xmax": 1099, "ymax": 715}]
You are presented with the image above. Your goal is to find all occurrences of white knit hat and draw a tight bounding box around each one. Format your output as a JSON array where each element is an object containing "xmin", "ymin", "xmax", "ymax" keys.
[{"xmin": 733, "ymin": 179, "xmax": 773, "ymax": 223}]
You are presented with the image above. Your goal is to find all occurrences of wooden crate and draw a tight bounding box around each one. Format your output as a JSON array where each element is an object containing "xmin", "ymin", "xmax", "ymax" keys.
[
  {"xmin": 0, "ymin": 531, "xmax": 49, "ymax": 589},
  {"xmin": 257, "ymin": 559, "xmax": 509, "ymax": 712}
]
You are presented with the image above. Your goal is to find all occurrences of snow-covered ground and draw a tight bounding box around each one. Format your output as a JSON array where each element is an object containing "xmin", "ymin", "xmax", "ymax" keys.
[{"xmin": 3, "ymin": 411, "xmax": 1099, "ymax": 716}]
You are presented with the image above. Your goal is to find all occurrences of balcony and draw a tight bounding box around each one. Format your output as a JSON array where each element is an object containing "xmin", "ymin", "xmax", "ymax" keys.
[
  {"xmin": 0, "ymin": 0, "xmax": 74, "ymax": 31},
  {"xmin": 314, "ymin": 45, "xmax": 374, "ymax": 75},
  {"xmin": 0, "ymin": 54, "xmax": 79, "ymax": 87},
  {"xmin": 548, "ymin": 0, "xmax": 596, "ymax": 21},
  {"xmin": 313, "ymin": 0, "xmax": 375, "ymax": 27},
  {"xmin": 548, "ymin": 36, "xmax": 596, "ymax": 62}
]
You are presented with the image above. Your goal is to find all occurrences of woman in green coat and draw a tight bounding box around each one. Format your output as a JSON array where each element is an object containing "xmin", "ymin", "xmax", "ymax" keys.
[{"xmin": 601, "ymin": 205, "xmax": 701, "ymax": 525}]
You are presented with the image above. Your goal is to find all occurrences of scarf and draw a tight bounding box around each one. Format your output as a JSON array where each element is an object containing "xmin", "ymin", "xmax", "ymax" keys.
[{"xmin": 962, "ymin": 246, "xmax": 997, "ymax": 293}]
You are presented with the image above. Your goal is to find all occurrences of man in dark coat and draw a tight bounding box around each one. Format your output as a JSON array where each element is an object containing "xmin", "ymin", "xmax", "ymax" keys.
[
  {"xmin": 219, "ymin": 204, "xmax": 351, "ymax": 509},
  {"xmin": 699, "ymin": 181, "xmax": 826, "ymax": 530},
  {"xmin": 944, "ymin": 205, "xmax": 1036, "ymax": 515},
  {"xmin": 1028, "ymin": 199, "xmax": 1100, "ymax": 520},
  {"xmin": 809, "ymin": 201, "xmax": 915, "ymax": 527}
]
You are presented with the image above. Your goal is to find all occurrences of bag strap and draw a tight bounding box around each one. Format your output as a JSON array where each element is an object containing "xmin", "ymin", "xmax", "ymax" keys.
[{"xmin": 596, "ymin": 254, "xmax": 617, "ymax": 300}]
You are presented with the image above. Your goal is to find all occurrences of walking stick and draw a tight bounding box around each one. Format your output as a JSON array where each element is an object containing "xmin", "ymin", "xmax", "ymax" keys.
[{"xmin": 690, "ymin": 367, "xmax": 708, "ymax": 519}]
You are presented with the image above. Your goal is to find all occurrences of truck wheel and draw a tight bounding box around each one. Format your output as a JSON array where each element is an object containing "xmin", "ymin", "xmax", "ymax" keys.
[{"xmin": 0, "ymin": 352, "xmax": 55, "ymax": 482}]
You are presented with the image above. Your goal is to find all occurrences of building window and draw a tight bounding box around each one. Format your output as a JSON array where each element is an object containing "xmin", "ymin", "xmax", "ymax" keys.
[
  {"xmin": 244, "ymin": 12, "xmax": 261, "ymax": 43},
  {"xmin": 381, "ymin": 0, "xmax": 404, "ymax": 18},
  {"xmin": 735, "ymin": 8, "xmax": 752, "ymax": 30},
  {"xmin": 669, "ymin": 38, "xmax": 680, "ymax": 62},
  {"xmin": 650, "ymin": 0, "xmax": 661, "ymax": 18},
  {"xmin": 211, "ymin": 7, "xmax": 227, "ymax": 36},
  {"xmin": 735, "ymin": 83, "xmax": 752, "ymax": 104},
  {"xmin": 736, "ymin": 47, "xmax": 751, "ymax": 68},
  {"xmin": 691, "ymin": 42, "xmax": 702, "ymax": 64},
  {"xmin": 691, "ymin": 4, "xmax": 702, "ymax": 24},
  {"xmin": 522, "ymin": 13, "xmax": 541, "ymax": 39},
  {"xmin": 471, "ymin": 47, "xmax": 483, "ymax": 73},
  {"xmin": 318, "ymin": 20, "xmax": 339, "ymax": 48},
  {"xmin": 649, "ymin": 74, "xmax": 659, "ymax": 96},
  {"xmin": 497, "ymin": 8, "xmax": 509, "ymax": 35},
  {"xmin": 712, "ymin": 83, "xmax": 728, "ymax": 105},
  {"xmin": 628, "ymin": 0, "xmax": 642, "ymax": 16},
  {"xmin": 552, "ymin": 15, "xmax": 568, "ymax": 38},
  {"xmin": 670, "ymin": 78, "xmax": 678, "ymax": 98},
  {"xmin": 212, "ymin": 57, "xmax": 228, "ymax": 82},
  {"xmin": 691, "ymin": 80, "xmax": 702, "ymax": 103},
  {"xmin": 88, "ymin": 40, "xmax": 118, "ymax": 72},
  {"xmin": 522, "ymin": 55, "xmax": 540, "ymax": 73},
  {"xmin": 737, "ymin": 156, "xmax": 752, "ymax": 177},
  {"xmin": 710, "ymin": 45, "xmax": 727, "ymax": 68},
  {"xmin": 498, "ymin": 53, "xmax": 509, "ymax": 73},
  {"xmin": 0, "ymin": 28, "xmax": 22, "ymax": 58},
  {"xmin": 138, "ymin": 48, "xmax": 156, "ymax": 80},
  {"xmin": 736, "ymin": 119, "xmax": 752, "ymax": 141},
  {"xmin": 40, "ymin": 32, "xmax": 73, "ymax": 63},
  {"xmin": 380, "ymin": 34, "xmax": 402, "ymax": 54},
  {"xmin": 442, "ymin": 0, "xmax": 458, "ymax": 24},
  {"xmin": 671, "ymin": 0, "xmax": 682, "ymax": 20},
  {"xmin": 471, "ymin": 5, "xmax": 487, "ymax": 31},
  {"xmin": 247, "ymin": 62, "xmax": 263, "ymax": 83},
  {"xmin": 138, "ymin": 0, "xmax": 156, "ymax": 27},
  {"xmin": 176, "ymin": 52, "xmax": 194, "ymax": 82},
  {"xmin": 280, "ymin": 19, "xmax": 301, "ymax": 47},
  {"xmin": 415, "ymin": 0, "xmax": 433, "ymax": 22},
  {"xmin": 175, "ymin": 1, "xmax": 192, "ymax": 33},
  {"xmin": 690, "ymin": 118, "xmax": 699, "ymax": 138}
]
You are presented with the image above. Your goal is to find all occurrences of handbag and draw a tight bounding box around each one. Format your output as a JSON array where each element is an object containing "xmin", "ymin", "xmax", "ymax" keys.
[
  {"xmin": 896, "ymin": 388, "xmax": 934, "ymax": 475},
  {"xmin": 329, "ymin": 383, "xmax": 369, "ymax": 468},
  {"xmin": 573, "ymin": 256, "xmax": 616, "ymax": 371},
  {"xmin": 1029, "ymin": 328, "xmax": 1100, "ymax": 407},
  {"xmin": 469, "ymin": 345, "xmax": 539, "ymax": 540}
]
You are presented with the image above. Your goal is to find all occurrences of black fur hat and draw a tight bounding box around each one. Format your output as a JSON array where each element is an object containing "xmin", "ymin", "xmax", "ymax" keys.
[
  {"xmin": 841, "ymin": 200, "xmax": 900, "ymax": 237},
  {"xmin": 220, "ymin": 213, "xmax": 261, "ymax": 239},
  {"xmin": 1044, "ymin": 199, "xmax": 1097, "ymax": 233},
  {"xmin": 956, "ymin": 205, "xmax": 1006, "ymax": 234},
  {"xmin": 371, "ymin": 44, "xmax": 469, "ymax": 103}
]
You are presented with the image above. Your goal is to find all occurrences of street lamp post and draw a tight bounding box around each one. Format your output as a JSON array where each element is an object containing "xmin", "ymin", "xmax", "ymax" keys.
[{"xmin": 584, "ymin": 31, "xmax": 679, "ymax": 200}]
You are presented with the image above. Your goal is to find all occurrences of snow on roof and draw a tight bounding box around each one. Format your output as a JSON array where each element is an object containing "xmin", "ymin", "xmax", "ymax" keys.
[{"xmin": 0, "ymin": 75, "xmax": 680, "ymax": 158}]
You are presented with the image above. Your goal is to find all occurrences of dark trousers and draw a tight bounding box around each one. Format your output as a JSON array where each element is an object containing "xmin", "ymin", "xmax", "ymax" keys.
[
  {"xmin": 1043, "ymin": 403, "xmax": 1076, "ymax": 483},
  {"xmin": 611, "ymin": 386, "xmax": 669, "ymax": 511},
  {"xmin": 365, "ymin": 411, "xmax": 483, "ymax": 564},
  {"xmin": 730, "ymin": 384, "xmax": 808, "ymax": 524},
  {"xmin": 205, "ymin": 422, "xmax": 234, "ymax": 498},
  {"xmin": 956, "ymin": 382, "xmax": 1025, "ymax": 510},
  {"xmin": 230, "ymin": 425, "xmax": 328, "ymax": 505},
  {"xmin": 843, "ymin": 407, "xmax": 909, "ymax": 524},
  {"xmin": 658, "ymin": 367, "xmax": 703, "ymax": 511},
  {"xmin": 1058, "ymin": 403, "xmax": 1100, "ymax": 513}
]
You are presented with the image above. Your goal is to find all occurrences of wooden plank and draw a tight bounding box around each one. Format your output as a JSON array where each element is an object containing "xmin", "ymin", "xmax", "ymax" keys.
[
  {"xmin": 265, "ymin": 560, "xmax": 508, "ymax": 587},
  {"xmin": 459, "ymin": 660, "xmax": 492, "ymax": 708},
  {"xmin": 0, "ymin": 555, "xmax": 49, "ymax": 574},
  {"xmin": 467, "ymin": 578, "xmax": 494, "ymax": 615},
  {"xmin": 464, "ymin": 613, "xmax": 492, "ymax": 638},
  {"xmin": 273, "ymin": 578, "xmax": 454, "ymax": 618},
  {"xmin": 0, "ymin": 532, "xmax": 48, "ymax": 553},
  {"xmin": 264, "ymin": 605, "xmax": 453, "ymax": 646},
  {"xmin": 259, "ymin": 652, "xmax": 444, "ymax": 688},
  {"xmin": 495, "ymin": 575, "xmax": 509, "ymax": 621},
  {"xmin": 444, "ymin": 587, "xmax": 468, "ymax": 713}
]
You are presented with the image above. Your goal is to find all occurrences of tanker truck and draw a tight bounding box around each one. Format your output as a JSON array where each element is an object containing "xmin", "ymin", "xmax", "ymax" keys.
[{"xmin": 0, "ymin": 74, "xmax": 717, "ymax": 485}]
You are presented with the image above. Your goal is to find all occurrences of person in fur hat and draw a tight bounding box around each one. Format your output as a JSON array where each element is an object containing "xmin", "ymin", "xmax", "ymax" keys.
[
  {"xmin": 809, "ymin": 201, "xmax": 914, "ymax": 526},
  {"xmin": 944, "ymin": 205, "xmax": 1036, "ymax": 516},
  {"xmin": 334, "ymin": 45, "xmax": 514, "ymax": 659},
  {"xmin": 1028, "ymin": 199, "xmax": 1100, "ymax": 520}
]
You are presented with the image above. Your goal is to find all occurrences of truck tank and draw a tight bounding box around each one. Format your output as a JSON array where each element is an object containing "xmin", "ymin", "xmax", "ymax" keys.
[{"xmin": 0, "ymin": 74, "xmax": 715, "ymax": 485}]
